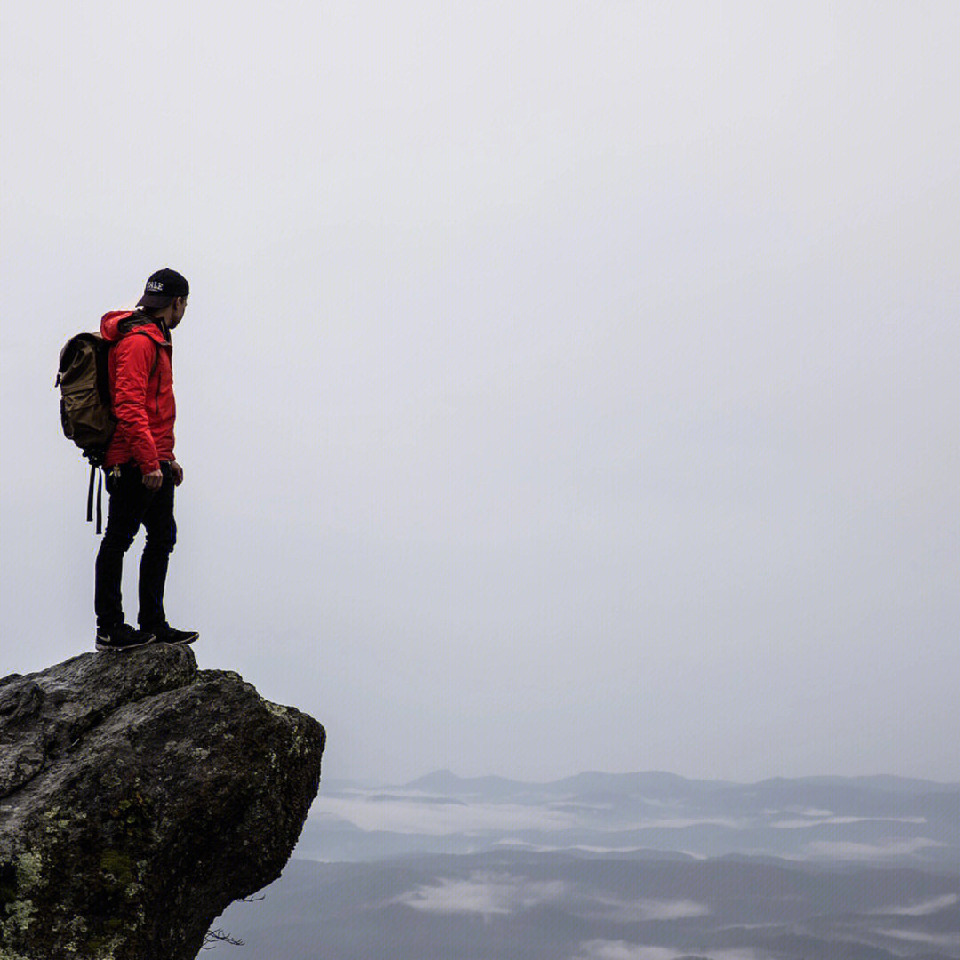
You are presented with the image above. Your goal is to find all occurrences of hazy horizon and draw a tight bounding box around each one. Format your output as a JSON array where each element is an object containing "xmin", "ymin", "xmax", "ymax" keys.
[{"xmin": 337, "ymin": 767, "xmax": 960, "ymax": 786}]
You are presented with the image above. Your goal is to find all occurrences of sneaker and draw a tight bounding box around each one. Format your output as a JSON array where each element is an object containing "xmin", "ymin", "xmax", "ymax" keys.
[
  {"xmin": 96, "ymin": 624, "xmax": 157, "ymax": 652},
  {"xmin": 146, "ymin": 624, "xmax": 199, "ymax": 645}
]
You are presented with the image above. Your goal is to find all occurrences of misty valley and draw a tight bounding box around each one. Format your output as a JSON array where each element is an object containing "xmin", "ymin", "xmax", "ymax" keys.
[{"xmin": 214, "ymin": 772, "xmax": 960, "ymax": 960}]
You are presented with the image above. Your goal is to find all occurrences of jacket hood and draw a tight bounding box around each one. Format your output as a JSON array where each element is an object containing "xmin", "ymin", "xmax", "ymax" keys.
[{"xmin": 100, "ymin": 310, "xmax": 168, "ymax": 345}]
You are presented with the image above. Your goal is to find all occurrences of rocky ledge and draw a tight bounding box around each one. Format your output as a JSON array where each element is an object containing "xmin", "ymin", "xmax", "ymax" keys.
[{"xmin": 0, "ymin": 645, "xmax": 324, "ymax": 960}]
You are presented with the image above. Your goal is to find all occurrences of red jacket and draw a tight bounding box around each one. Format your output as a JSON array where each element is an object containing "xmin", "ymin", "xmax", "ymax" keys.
[{"xmin": 100, "ymin": 310, "xmax": 176, "ymax": 474}]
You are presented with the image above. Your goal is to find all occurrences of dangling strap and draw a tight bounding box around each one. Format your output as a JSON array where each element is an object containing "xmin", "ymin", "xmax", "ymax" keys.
[
  {"xmin": 86, "ymin": 466, "xmax": 105, "ymax": 534},
  {"xmin": 87, "ymin": 465, "xmax": 96, "ymax": 523},
  {"xmin": 96, "ymin": 469, "xmax": 104, "ymax": 534}
]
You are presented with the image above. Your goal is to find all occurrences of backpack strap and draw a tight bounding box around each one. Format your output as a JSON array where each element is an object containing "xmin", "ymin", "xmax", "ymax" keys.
[
  {"xmin": 119, "ymin": 328, "xmax": 162, "ymax": 376},
  {"xmin": 86, "ymin": 464, "xmax": 104, "ymax": 534},
  {"xmin": 128, "ymin": 330, "xmax": 162, "ymax": 379}
]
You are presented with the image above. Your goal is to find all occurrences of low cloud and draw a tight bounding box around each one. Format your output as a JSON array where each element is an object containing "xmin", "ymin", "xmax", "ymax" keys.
[
  {"xmin": 875, "ymin": 928, "xmax": 960, "ymax": 950},
  {"xmin": 394, "ymin": 871, "xmax": 566, "ymax": 916},
  {"xmin": 494, "ymin": 841, "xmax": 645, "ymax": 855},
  {"xmin": 394, "ymin": 870, "xmax": 643, "ymax": 923},
  {"xmin": 708, "ymin": 952, "xmax": 769, "ymax": 960},
  {"xmin": 313, "ymin": 795, "xmax": 578, "ymax": 835},
  {"xmin": 571, "ymin": 946, "xmax": 762, "ymax": 960},
  {"xmin": 639, "ymin": 898, "xmax": 710, "ymax": 921},
  {"xmin": 570, "ymin": 942, "xmax": 648, "ymax": 960},
  {"xmin": 870, "ymin": 893, "xmax": 958, "ymax": 916},
  {"xmin": 803, "ymin": 837, "xmax": 941, "ymax": 860},
  {"xmin": 772, "ymin": 815, "xmax": 926, "ymax": 829},
  {"xmin": 639, "ymin": 818, "xmax": 744, "ymax": 830}
]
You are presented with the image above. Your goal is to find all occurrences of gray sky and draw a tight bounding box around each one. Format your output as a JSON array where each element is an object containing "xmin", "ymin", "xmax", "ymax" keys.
[
  {"xmin": 641, "ymin": 1, "xmax": 959, "ymax": 780},
  {"xmin": 1, "ymin": 2, "xmax": 956, "ymax": 784}
]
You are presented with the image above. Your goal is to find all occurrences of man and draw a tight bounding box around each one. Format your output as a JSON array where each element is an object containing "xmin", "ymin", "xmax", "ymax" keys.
[{"xmin": 93, "ymin": 268, "xmax": 199, "ymax": 651}]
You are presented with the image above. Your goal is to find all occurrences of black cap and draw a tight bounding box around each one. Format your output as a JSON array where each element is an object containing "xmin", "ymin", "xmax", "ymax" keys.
[{"xmin": 137, "ymin": 268, "xmax": 189, "ymax": 308}]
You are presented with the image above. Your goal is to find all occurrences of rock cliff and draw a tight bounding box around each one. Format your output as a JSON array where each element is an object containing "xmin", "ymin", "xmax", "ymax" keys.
[{"xmin": 0, "ymin": 645, "xmax": 324, "ymax": 960}]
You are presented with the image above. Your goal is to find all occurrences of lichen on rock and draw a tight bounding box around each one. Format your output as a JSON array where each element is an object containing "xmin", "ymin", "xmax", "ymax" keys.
[{"xmin": 0, "ymin": 646, "xmax": 324, "ymax": 960}]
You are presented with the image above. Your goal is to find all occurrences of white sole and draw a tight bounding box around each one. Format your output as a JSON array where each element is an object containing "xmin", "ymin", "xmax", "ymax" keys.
[{"xmin": 95, "ymin": 638, "xmax": 157, "ymax": 652}]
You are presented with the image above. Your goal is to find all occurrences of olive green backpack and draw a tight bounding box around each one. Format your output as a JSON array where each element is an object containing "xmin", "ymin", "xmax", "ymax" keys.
[
  {"xmin": 56, "ymin": 330, "xmax": 156, "ymax": 532},
  {"xmin": 56, "ymin": 333, "xmax": 115, "ymax": 531}
]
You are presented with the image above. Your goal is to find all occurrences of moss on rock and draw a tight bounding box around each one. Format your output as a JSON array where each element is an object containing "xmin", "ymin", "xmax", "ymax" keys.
[{"xmin": 0, "ymin": 645, "xmax": 324, "ymax": 960}]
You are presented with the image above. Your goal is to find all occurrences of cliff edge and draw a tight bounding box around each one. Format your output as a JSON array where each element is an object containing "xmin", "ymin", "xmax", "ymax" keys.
[{"xmin": 0, "ymin": 645, "xmax": 325, "ymax": 960}]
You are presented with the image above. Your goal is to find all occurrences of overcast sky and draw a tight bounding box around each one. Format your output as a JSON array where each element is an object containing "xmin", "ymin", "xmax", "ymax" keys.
[
  {"xmin": 641, "ymin": 1, "xmax": 958, "ymax": 780},
  {"xmin": 1, "ymin": 2, "xmax": 956, "ymax": 784}
]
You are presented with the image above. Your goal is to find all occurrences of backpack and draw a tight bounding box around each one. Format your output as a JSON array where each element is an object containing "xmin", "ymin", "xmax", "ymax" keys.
[
  {"xmin": 56, "ymin": 332, "xmax": 115, "ymax": 532},
  {"xmin": 57, "ymin": 333, "xmax": 115, "ymax": 463},
  {"xmin": 56, "ymin": 328, "xmax": 157, "ymax": 532}
]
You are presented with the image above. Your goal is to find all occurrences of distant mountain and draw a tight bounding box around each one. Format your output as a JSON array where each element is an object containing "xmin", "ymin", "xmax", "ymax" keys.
[
  {"xmin": 301, "ymin": 771, "xmax": 959, "ymax": 868},
  {"xmin": 403, "ymin": 769, "xmax": 524, "ymax": 798},
  {"xmin": 401, "ymin": 769, "xmax": 957, "ymax": 802},
  {"xmin": 761, "ymin": 774, "xmax": 960, "ymax": 794}
]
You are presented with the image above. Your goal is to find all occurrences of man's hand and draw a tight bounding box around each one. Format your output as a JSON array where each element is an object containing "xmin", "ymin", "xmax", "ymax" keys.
[
  {"xmin": 171, "ymin": 461, "xmax": 183, "ymax": 486},
  {"xmin": 143, "ymin": 469, "xmax": 163, "ymax": 491}
]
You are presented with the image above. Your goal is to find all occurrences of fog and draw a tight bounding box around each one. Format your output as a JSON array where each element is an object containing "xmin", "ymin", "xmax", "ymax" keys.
[{"xmin": 2, "ymin": 1, "xmax": 958, "ymax": 783}]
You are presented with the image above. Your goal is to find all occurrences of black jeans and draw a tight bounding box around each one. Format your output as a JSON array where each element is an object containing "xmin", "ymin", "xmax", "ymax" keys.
[{"xmin": 94, "ymin": 462, "xmax": 177, "ymax": 631}]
